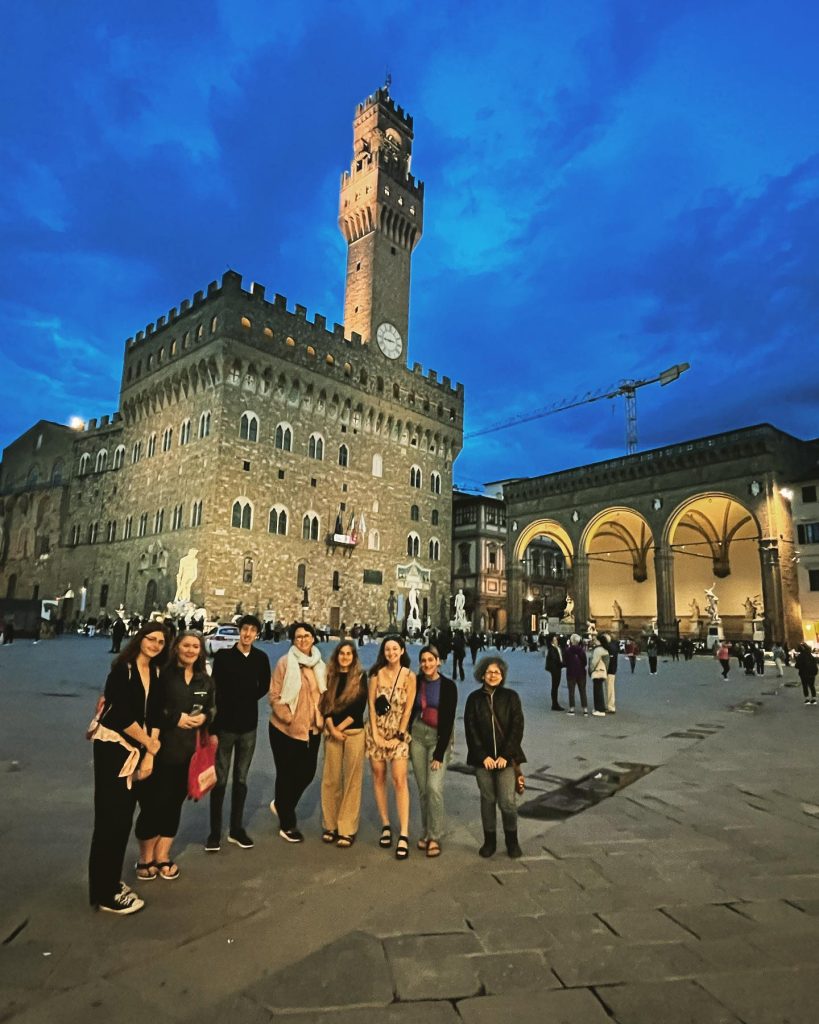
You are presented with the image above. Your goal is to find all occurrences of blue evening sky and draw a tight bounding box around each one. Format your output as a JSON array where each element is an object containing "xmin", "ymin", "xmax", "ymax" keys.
[{"xmin": 2, "ymin": 0, "xmax": 817, "ymax": 488}]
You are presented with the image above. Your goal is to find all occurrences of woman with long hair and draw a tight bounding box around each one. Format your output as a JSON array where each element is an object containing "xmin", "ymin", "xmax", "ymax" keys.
[
  {"xmin": 365, "ymin": 634, "xmax": 417, "ymax": 860},
  {"xmin": 319, "ymin": 640, "xmax": 368, "ymax": 847},
  {"xmin": 464, "ymin": 656, "xmax": 526, "ymax": 859},
  {"xmin": 409, "ymin": 645, "xmax": 457, "ymax": 857},
  {"xmin": 133, "ymin": 631, "xmax": 213, "ymax": 880},
  {"xmin": 268, "ymin": 621, "xmax": 327, "ymax": 842},
  {"xmin": 88, "ymin": 622, "xmax": 168, "ymax": 915}
]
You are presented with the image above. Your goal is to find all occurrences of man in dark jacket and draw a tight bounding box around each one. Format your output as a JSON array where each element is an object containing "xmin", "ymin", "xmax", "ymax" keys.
[
  {"xmin": 606, "ymin": 633, "xmax": 620, "ymax": 713},
  {"xmin": 206, "ymin": 615, "xmax": 271, "ymax": 852}
]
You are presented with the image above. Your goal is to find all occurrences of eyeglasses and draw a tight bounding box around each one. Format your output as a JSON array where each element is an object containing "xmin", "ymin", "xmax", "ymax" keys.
[{"xmin": 294, "ymin": 633, "xmax": 312, "ymax": 641}]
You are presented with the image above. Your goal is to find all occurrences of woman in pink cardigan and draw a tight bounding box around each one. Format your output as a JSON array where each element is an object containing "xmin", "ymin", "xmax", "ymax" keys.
[{"xmin": 268, "ymin": 622, "xmax": 327, "ymax": 843}]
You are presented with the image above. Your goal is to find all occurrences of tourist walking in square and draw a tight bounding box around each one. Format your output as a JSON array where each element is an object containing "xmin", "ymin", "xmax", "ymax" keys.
[
  {"xmin": 564, "ymin": 634, "xmax": 588, "ymax": 715},
  {"xmin": 606, "ymin": 632, "xmax": 619, "ymax": 713},
  {"xmin": 589, "ymin": 634, "xmax": 610, "ymax": 717},
  {"xmin": 795, "ymin": 643, "xmax": 817, "ymax": 705},
  {"xmin": 545, "ymin": 633, "xmax": 564, "ymax": 711}
]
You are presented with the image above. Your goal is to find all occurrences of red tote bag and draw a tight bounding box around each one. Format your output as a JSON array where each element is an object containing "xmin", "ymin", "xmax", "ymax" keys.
[{"xmin": 188, "ymin": 729, "xmax": 218, "ymax": 801}]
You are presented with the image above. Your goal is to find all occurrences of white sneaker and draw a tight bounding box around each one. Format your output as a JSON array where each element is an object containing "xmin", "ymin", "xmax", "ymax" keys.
[
  {"xmin": 592, "ymin": 710, "xmax": 606, "ymax": 717},
  {"xmin": 99, "ymin": 890, "xmax": 144, "ymax": 915}
]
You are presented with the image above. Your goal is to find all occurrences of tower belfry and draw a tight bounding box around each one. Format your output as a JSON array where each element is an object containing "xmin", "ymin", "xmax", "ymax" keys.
[{"xmin": 339, "ymin": 88, "xmax": 424, "ymax": 363}]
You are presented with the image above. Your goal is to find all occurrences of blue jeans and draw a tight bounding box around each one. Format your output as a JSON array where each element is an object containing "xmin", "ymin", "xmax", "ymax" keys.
[
  {"xmin": 210, "ymin": 728, "xmax": 257, "ymax": 834},
  {"xmin": 475, "ymin": 765, "xmax": 517, "ymax": 832},
  {"xmin": 409, "ymin": 720, "xmax": 452, "ymax": 841}
]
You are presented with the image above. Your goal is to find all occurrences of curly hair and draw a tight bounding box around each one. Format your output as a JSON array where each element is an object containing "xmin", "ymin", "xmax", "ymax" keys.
[{"xmin": 474, "ymin": 655, "xmax": 508, "ymax": 685}]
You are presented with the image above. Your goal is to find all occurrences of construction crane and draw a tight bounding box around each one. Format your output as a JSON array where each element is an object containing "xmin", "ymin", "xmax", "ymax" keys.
[{"xmin": 465, "ymin": 362, "xmax": 690, "ymax": 454}]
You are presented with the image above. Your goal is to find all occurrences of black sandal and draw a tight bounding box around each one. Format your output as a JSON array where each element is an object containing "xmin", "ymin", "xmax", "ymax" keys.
[
  {"xmin": 395, "ymin": 835, "xmax": 409, "ymax": 860},
  {"xmin": 155, "ymin": 860, "xmax": 180, "ymax": 880},
  {"xmin": 134, "ymin": 861, "xmax": 157, "ymax": 881},
  {"xmin": 379, "ymin": 824, "xmax": 393, "ymax": 848},
  {"xmin": 336, "ymin": 834, "xmax": 355, "ymax": 848},
  {"xmin": 321, "ymin": 829, "xmax": 337, "ymax": 844}
]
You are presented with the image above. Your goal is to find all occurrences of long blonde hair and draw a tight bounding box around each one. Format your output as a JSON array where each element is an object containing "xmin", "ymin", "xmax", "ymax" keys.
[{"xmin": 321, "ymin": 640, "xmax": 366, "ymax": 715}]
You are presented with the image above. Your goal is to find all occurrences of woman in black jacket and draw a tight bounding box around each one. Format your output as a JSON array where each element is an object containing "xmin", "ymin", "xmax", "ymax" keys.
[
  {"xmin": 795, "ymin": 643, "xmax": 817, "ymax": 705},
  {"xmin": 88, "ymin": 622, "xmax": 168, "ymax": 915},
  {"xmin": 409, "ymin": 645, "xmax": 458, "ymax": 857},
  {"xmin": 545, "ymin": 634, "xmax": 564, "ymax": 710},
  {"xmin": 463, "ymin": 656, "xmax": 525, "ymax": 859},
  {"xmin": 134, "ymin": 631, "xmax": 214, "ymax": 880}
]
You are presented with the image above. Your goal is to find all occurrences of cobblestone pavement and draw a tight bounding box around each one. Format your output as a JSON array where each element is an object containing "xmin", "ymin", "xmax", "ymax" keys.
[{"xmin": 1, "ymin": 638, "xmax": 817, "ymax": 1023}]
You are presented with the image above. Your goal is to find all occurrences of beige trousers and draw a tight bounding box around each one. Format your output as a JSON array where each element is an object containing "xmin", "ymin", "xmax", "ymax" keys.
[
  {"xmin": 606, "ymin": 674, "xmax": 617, "ymax": 712},
  {"xmin": 321, "ymin": 728, "xmax": 365, "ymax": 837}
]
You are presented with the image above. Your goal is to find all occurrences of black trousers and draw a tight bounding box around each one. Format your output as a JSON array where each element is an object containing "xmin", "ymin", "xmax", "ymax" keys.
[
  {"xmin": 592, "ymin": 678, "xmax": 606, "ymax": 712},
  {"xmin": 549, "ymin": 669, "xmax": 562, "ymax": 707},
  {"xmin": 648, "ymin": 656, "xmax": 658, "ymax": 673},
  {"xmin": 452, "ymin": 652, "xmax": 465, "ymax": 681},
  {"xmin": 134, "ymin": 761, "xmax": 189, "ymax": 840},
  {"xmin": 88, "ymin": 741, "xmax": 138, "ymax": 906},
  {"xmin": 268, "ymin": 725, "xmax": 321, "ymax": 831}
]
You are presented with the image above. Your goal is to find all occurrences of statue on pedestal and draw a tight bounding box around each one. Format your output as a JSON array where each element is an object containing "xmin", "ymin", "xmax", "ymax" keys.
[
  {"xmin": 174, "ymin": 548, "xmax": 198, "ymax": 602},
  {"xmin": 561, "ymin": 593, "xmax": 575, "ymax": 623},
  {"xmin": 453, "ymin": 588, "xmax": 468, "ymax": 629},
  {"xmin": 387, "ymin": 590, "xmax": 398, "ymax": 628},
  {"xmin": 704, "ymin": 584, "xmax": 720, "ymax": 624},
  {"xmin": 611, "ymin": 599, "xmax": 623, "ymax": 621}
]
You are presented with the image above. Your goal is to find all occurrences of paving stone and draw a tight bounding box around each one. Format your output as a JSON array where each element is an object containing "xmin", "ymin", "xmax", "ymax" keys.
[
  {"xmin": 546, "ymin": 940, "xmax": 707, "ymax": 987},
  {"xmin": 469, "ymin": 951, "xmax": 562, "ymax": 994},
  {"xmin": 361, "ymin": 892, "xmax": 469, "ymax": 937},
  {"xmin": 465, "ymin": 913, "xmax": 556, "ymax": 952},
  {"xmin": 383, "ymin": 932, "xmax": 483, "ymax": 1001},
  {"xmin": 382, "ymin": 931, "xmax": 481, "ymax": 959},
  {"xmin": 660, "ymin": 903, "xmax": 757, "ymax": 940},
  {"xmin": 4, "ymin": 978, "xmax": 164, "ymax": 1024},
  {"xmin": 457, "ymin": 988, "xmax": 611, "ymax": 1024},
  {"xmin": 596, "ymin": 979, "xmax": 743, "ymax": 1023},
  {"xmin": 600, "ymin": 908, "xmax": 695, "ymax": 943},
  {"xmin": 699, "ymin": 967, "xmax": 818, "ymax": 1024},
  {"xmin": 245, "ymin": 931, "xmax": 393, "ymax": 1011},
  {"xmin": 729, "ymin": 898, "xmax": 817, "ymax": 929},
  {"xmin": 682, "ymin": 936, "xmax": 772, "ymax": 973},
  {"xmin": 537, "ymin": 911, "xmax": 616, "ymax": 945},
  {"xmin": 744, "ymin": 928, "xmax": 819, "ymax": 967},
  {"xmin": 235, "ymin": 1002, "xmax": 462, "ymax": 1024}
]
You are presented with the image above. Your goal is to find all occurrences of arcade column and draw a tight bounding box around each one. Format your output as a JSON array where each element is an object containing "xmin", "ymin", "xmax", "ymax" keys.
[
  {"xmin": 758, "ymin": 539, "xmax": 793, "ymax": 645},
  {"xmin": 507, "ymin": 562, "xmax": 525, "ymax": 634},
  {"xmin": 654, "ymin": 547, "xmax": 676, "ymax": 640},
  {"xmin": 573, "ymin": 554, "xmax": 589, "ymax": 630}
]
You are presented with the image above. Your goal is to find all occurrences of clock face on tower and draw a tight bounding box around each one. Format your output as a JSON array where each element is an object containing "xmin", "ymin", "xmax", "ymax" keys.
[{"xmin": 376, "ymin": 321, "xmax": 403, "ymax": 359}]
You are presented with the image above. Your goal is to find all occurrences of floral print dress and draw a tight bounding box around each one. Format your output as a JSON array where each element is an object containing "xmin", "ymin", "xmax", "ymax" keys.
[{"xmin": 365, "ymin": 667, "xmax": 416, "ymax": 761}]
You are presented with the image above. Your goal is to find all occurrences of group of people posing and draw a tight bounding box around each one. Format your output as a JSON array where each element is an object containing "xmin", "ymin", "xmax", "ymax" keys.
[{"xmin": 88, "ymin": 619, "xmax": 525, "ymax": 916}]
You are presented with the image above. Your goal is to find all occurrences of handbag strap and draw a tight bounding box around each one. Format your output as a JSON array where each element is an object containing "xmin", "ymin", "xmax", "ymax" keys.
[{"xmin": 386, "ymin": 667, "xmax": 404, "ymax": 704}]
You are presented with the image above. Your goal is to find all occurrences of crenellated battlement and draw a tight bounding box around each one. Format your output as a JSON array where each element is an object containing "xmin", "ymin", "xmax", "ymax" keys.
[
  {"xmin": 340, "ymin": 152, "xmax": 424, "ymax": 198},
  {"xmin": 119, "ymin": 270, "xmax": 461, "ymax": 402},
  {"xmin": 355, "ymin": 87, "xmax": 413, "ymax": 130}
]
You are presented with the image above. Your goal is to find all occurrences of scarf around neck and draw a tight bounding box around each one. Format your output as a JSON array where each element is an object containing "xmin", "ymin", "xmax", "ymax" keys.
[{"xmin": 281, "ymin": 644, "xmax": 327, "ymax": 714}]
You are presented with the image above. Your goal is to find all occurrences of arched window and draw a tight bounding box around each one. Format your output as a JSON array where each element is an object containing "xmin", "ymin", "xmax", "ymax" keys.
[
  {"xmin": 107, "ymin": 520, "xmax": 117, "ymax": 543},
  {"xmin": 368, "ymin": 529, "xmax": 381, "ymax": 551},
  {"xmin": 154, "ymin": 508, "xmax": 164, "ymax": 533},
  {"xmin": 147, "ymin": 433, "xmax": 157, "ymax": 457},
  {"xmin": 51, "ymin": 459, "xmax": 64, "ymax": 484},
  {"xmin": 191, "ymin": 499, "xmax": 203, "ymax": 527},
  {"xmin": 268, "ymin": 506, "xmax": 288, "ymax": 535},
  {"xmin": 124, "ymin": 515, "xmax": 133, "ymax": 540},
  {"xmin": 210, "ymin": 316, "xmax": 218, "ymax": 333},
  {"xmin": 410, "ymin": 465, "xmax": 422, "ymax": 488},
  {"xmin": 240, "ymin": 412, "xmax": 259, "ymax": 442},
  {"xmin": 162, "ymin": 426, "xmax": 173, "ymax": 452},
  {"xmin": 79, "ymin": 453, "xmax": 90, "ymax": 476},
  {"xmin": 338, "ymin": 444, "xmax": 349, "ymax": 468},
  {"xmin": 302, "ymin": 512, "xmax": 320, "ymax": 541},
  {"xmin": 231, "ymin": 498, "xmax": 253, "ymax": 530},
  {"xmin": 372, "ymin": 453, "xmax": 383, "ymax": 477},
  {"xmin": 171, "ymin": 503, "xmax": 183, "ymax": 530},
  {"xmin": 113, "ymin": 445, "xmax": 125, "ymax": 470},
  {"xmin": 392, "ymin": 383, "xmax": 400, "ymax": 399},
  {"xmin": 131, "ymin": 441, "xmax": 142, "ymax": 464},
  {"xmin": 88, "ymin": 521, "xmax": 99, "ymax": 544},
  {"xmin": 275, "ymin": 422, "xmax": 293, "ymax": 451},
  {"xmin": 95, "ymin": 449, "xmax": 108, "ymax": 473},
  {"xmin": 431, "ymin": 509, "xmax": 439, "ymax": 526},
  {"xmin": 196, "ymin": 324, "xmax": 204, "ymax": 341},
  {"xmin": 199, "ymin": 411, "xmax": 211, "ymax": 439},
  {"xmin": 407, "ymin": 532, "xmax": 420, "ymax": 557},
  {"xmin": 179, "ymin": 419, "xmax": 191, "ymax": 446},
  {"xmin": 308, "ymin": 433, "xmax": 324, "ymax": 460},
  {"xmin": 332, "ymin": 571, "xmax": 340, "ymax": 591},
  {"xmin": 296, "ymin": 563, "xmax": 306, "ymax": 589},
  {"xmin": 410, "ymin": 504, "xmax": 420, "ymax": 522},
  {"xmin": 431, "ymin": 471, "xmax": 441, "ymax": 495},
  {"xmin": 429, "ymin": 537, "xmax": 441, "ymax": 561},
  {"xmin": 243, "ymin": 557, "xmax": 253, "ymax": 583},
  {"xmin": 138, "ymin": 513, "xmax": 148, "ymax": 537}
]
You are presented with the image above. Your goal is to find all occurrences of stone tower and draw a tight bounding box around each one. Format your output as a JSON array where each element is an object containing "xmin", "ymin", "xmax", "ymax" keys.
[{"xmin": 339, "ymin": 87, "xmax": 424, "ymax": 363}]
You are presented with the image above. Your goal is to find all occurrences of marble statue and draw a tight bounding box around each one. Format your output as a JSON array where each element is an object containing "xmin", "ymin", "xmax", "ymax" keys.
[
  {"xmin": 562, "ymin": 593, "xmax": 575, "ymax": 622},
  {"xmin": 454, "ymin": 589, "xmax": 466, "ymax": 617},
  {"xmin": 408, "ymin": 586, "xmax": 420, "ymax": 621},
  {"xmin": 612, "ymin": 599, "xmax": 623, "ymax": 620},
  {"xmin": 174, "ymin": 547, "xmax": 199, "ymax": 603},
  {"xmin": 704, "ymin": 584, "xmax": 720, "ymax": 623},
  {"xmin": 387, "ymin": 590, "xmax": 398, "ymax": 626}
]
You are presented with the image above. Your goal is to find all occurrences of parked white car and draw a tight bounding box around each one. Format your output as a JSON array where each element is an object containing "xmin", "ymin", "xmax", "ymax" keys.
[{"xmin": 204, "ymin": 624, "xmax": 240, "ymax": 655}]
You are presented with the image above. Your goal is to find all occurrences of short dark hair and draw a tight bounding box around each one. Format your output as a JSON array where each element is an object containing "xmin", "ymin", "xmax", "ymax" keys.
[
  {"xmin": 288, "ymin": 620, "xmax": 317, "ymax": 642},
  {"xmin": 474, "ymin": 656, "xmax": 508, "ymax": 684},
  {"xmin": 238, "ymin": 614, "xmax": 262, "ymax": 633}
]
